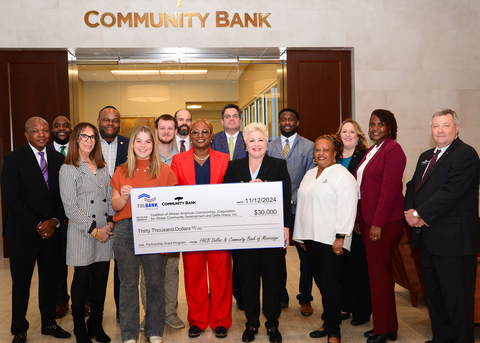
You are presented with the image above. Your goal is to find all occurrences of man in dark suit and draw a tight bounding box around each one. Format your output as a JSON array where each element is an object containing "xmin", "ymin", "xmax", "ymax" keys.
[
  {"xmin": 1, "ymin": 117, "xmax": 71, "ymax": 343},
  {"xmin": 48, "ymin": 115, "xmax": 72, "ymax": 319},
  {"xmin": 210, "ymin": 103, "xmax": 247, "ymax": 310},
  {"xmin": 405, "ymin": 109, "xmax": 480, "ymax": 343},
  {"xmin": 97, "ymin": 105, "xmax": 129, "ymax": 318}
]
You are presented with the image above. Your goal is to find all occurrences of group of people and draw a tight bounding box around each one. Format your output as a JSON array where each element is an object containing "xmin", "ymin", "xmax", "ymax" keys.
[{"xmin": 1, "ymin": 104, "xmax": 479, "ymax": 343}]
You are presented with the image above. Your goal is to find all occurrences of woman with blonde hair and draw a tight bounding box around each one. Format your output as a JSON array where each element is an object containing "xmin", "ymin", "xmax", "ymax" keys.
[{"xmin": 111, "ymin": 125, "xmax": 178, "ymax": 343}]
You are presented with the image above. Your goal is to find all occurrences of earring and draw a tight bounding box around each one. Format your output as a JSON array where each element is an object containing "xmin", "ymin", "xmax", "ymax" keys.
[{"xmin": 313, "ymin": 159, "xmax": 317, "ymax": 165}]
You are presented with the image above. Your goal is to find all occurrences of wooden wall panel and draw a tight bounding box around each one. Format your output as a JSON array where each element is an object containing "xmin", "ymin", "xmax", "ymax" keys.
[
  {"xmin": 287, "ymin": 50, "xmax": 352, "ymax": 142},
  {"xmin": 0, "ymin": 51, "xmax": 70, "ymax": 257}
]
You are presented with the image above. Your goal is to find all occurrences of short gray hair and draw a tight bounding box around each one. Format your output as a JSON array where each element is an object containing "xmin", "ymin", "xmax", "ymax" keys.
[
  {"xmin": 431, "ymin": 108, "xmax": 460, "ymax": 126},
  {"xmin": 243, "ymin": 122, "xmax": 269, "ymax": 142}
]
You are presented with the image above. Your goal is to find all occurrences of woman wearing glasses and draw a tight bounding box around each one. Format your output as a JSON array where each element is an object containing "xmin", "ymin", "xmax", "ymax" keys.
[
  {"xmin": 171, "ymin": 119, "xmax": 232, "ymax": 339},
  {"xmin": 59, "ymin": 123, "xmax": 115, "ymax": 343}
]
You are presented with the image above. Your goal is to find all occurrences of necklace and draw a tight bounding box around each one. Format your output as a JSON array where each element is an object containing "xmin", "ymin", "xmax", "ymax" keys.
[
  {"xmin": 136, "ymin": 166, "xmax": 149, "ymax": 172},
  {"xmin": 194, "ymin": 153, "xmax": 209, "ymax": 161}
]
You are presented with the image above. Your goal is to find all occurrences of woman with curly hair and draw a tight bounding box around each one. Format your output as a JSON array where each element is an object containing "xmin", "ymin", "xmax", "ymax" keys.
[{"xmin": 293, "ymin": 135, "xmax": 357, "ymax": 343}]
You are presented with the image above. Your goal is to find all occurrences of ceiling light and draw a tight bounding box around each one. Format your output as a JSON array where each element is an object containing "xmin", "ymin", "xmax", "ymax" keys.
[
  {"xmin": 160, "ymin": 70, "xmax": 207, "ymax": 75},
  {"xmin": 111, "ymin": 70, "xmax": 160, "ymax": 75},
  {"xmin": 187, "ymin": 105, "xmax": 202, "ymax": 109}
]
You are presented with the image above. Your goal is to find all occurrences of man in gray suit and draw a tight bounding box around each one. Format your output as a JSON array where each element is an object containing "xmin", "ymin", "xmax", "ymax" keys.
[{"xmin": 268, "ymin": 108, "xmax": 315, "ymax": 316}]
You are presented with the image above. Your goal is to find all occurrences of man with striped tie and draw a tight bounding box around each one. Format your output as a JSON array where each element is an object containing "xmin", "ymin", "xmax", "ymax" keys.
[
  {"xmin": 268, "ymin": 108, "xmax": 315, "ymax": 316},
  {"xmin": 49, "ymin": 116, "xmax": 72, "ymax": 319},
  {"xmin": 1, "ymin": 117, "xmax": 70, "ymax": 343}
]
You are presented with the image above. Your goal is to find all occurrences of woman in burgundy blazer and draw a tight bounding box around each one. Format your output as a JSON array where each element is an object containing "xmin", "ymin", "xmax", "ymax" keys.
[
  {"xmin": 170, "ymin": 119, "xmax": 232, "ymax": 339},
  {"xmin": 354, "ymin": 110, "xmax": 406, "ymax": 343}
]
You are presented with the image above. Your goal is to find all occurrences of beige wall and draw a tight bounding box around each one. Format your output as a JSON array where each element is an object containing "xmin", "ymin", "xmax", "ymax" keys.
[{"xmin": 1, "ymin": 0, "xmax": 479, "ymax": 185}]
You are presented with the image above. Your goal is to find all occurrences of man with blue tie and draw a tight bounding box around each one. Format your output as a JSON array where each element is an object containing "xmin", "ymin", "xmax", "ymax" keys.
[
  {"xmin": 210, "ymin": 103, "xmax": 247, "ymax": 310},
  {"xmin": 1, "ymin": 117, "xmax": 71, "ymax": 343},
  {"xmin": 48, "ymin": 116, "xmax": 72, "ymax": 319},
  {"xmin": 268, "ymin": 108, "xmax": 315, "ymax": 316}
]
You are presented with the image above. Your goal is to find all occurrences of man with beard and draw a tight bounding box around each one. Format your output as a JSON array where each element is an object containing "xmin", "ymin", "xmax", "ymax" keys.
[
  {"xmin": 268, "ymin": 108, "xmax": 315, "ymax": 316},
  {"xmin": 151, "ymin": 114, "xmax": 186, "ymax": 329},
  {"xmin": 97, "ymin": 105, "xmax": 129, "ymax": 319},
  {"xmin": 48, "ymin": 116, "xmax": 72, "ymax": 319},
  {"xmin": 174, "ymin": 109, "xmax": 192, "ymax": 152}
]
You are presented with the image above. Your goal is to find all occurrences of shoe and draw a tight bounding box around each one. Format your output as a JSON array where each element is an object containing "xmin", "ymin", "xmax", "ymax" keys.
[
  {"xmin": 214, "ymin": 326, "xmax": 228, "ymax": 338},
  {"xmin": 166, "ymin": 313, "xmax": 185, "ymax": 329},
  {"xmin": 341, "ymin": 312, "xmax": 350, "ymax": 320},
  {"xmin": 351, "ymin": 319, "xmax": 368, "ymax": 326},
  {"xmin": 85, "ymin": 303, "xmax": 91, "ymax": 317},
  {"xmin": 86, "ymin": 301, "xmax": 110, "ymax": 342},
  {"xmin": 149, "ymin": 336, "xmax": 163, "ymax": 343},
  {"xmin": 280, "ymin": 302, "xmax": 288, "ymax": 309},
  {"xmin": 188, "ymin": 325, "xmax": 202, "ymax": 338},
  {"xmin": 242, "ymin": 326, "xmax": 257, "ymax": 342},
  {"xmin": 267, "ymin": 327, "xmax": 282, "ymax": 343},
  {"xmin": 364, "ymin": 329, "xmax": 375, "ymax": 338},
  {"xmin": 12, "ymin": 333, "xmax": 27, "ymax": 343},
  {"xmin": 301, "ymin": 302, "xmax": 313, "ymax": 316},
  {"xmin": 425, "ymin": 341, "xmax": 432, "ymax": 343},
  {"xmin": 366, "ymin": 331, "xmax": 397, "ymax": 343},
  {"xmin": 124, "ymin": 340, "xmax": 136, "ymax": 343},
  {"xmin": 140, "ymin": 317, "xmax": 145, "ymax": 332},
  {"xmin": 328, "ymin": 333, "xmax": 341, "ymax": 343},
  {"xmin": 41, "ymin": 325, "xmax": 71, "ymax": 338},
  {"xmin": 309, "ymin": 327, "xmax": 327, "ymax": 338},
  {"xmin": 237, "ymin": 300, "xmax": 245, "ymax": 311},
  {"xmin": 56, "ymin": 303, "xmax": 69, "ymax": 319}
]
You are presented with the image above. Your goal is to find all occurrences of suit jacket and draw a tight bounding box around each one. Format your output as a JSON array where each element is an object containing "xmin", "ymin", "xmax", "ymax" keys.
[
  {"xmin": 171, "ymin": 148, "xmax": 230, "ymax": 185},
  {"xmin": 59, "ymin": 162, "xmax": 115, "ymax": 266},
  {"xmin": 268, "ymin": 135, "xmax": 314, "ymax": 214},
  {"xmin": 115, "ymin": 135, "xmax": 129, "ymax": 167},
  {"xmin": 347, "ymin": 149, "xmax": 367, "ymax": 176},
  {"xmin": 223, "ymin": 155, "xmax": 292, "ymax": 228},
  {"xmin": 1, "ymin": 144, "xmax": 65, "ymax": 243},
  {"xmin": 355, "ymin": 136, "xmax": 406, "ymax": 228},
  {"xmin": 405, "ymin": 138, "xmax": 480, "ymax": 256},
  {"xmin": 210, "ymin": 131, "xmax": 247, "ymax": 160}
]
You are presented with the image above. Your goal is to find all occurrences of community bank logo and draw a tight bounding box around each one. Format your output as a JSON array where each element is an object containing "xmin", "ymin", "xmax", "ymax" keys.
[
  {"xmin": 137, "ymin": 193, "xmax": 158, "ymax": 209},
  {"xmin": 162, "ymin": 196, "xmax": 196, "ymax": 206}
]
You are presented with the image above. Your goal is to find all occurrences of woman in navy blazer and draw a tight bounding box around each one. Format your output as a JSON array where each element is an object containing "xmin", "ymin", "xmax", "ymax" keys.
[{"xmin": 354, "ymin": 110, "xmax": 406, "ymax": 343}]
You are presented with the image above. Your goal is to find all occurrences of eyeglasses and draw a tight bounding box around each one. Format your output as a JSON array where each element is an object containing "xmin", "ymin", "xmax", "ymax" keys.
[
  {"xmin": 223, "ymin": 114, "xmax": 239, "ymax": 120},
  {"xmin": 191, "ymin": 129, "xmax": 211, "ymax": 137},
  {"xmin": 79, "ymin": 134, "xmax": 97, "ymax": 142}
]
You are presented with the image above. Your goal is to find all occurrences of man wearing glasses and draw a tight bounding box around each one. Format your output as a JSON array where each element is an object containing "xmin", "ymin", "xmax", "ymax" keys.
[
  {"xmin": 211, "ymin": 103, "xmax": 247, "ymax": 311},
  {"xmin": 97, "ymin": 105, "xmax": 129, "ymax": 320}
]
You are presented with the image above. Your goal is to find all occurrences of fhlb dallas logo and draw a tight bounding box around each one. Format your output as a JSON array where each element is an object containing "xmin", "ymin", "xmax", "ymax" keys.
[{"xmin": 137, "ymin": 193, "xmax": 158, "ymax": 209}]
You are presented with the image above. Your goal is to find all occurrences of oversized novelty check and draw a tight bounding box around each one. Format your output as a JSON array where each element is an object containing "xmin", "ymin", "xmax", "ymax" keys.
[{"xmin": 130, "ymin": 182, "xmax": 285, "ymax": 254}]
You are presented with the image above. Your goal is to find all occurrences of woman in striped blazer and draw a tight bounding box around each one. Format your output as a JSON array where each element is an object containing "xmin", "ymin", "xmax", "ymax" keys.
[{"xmin": 59, "ymin": 122, "xmax": 115, "ymax": 343}]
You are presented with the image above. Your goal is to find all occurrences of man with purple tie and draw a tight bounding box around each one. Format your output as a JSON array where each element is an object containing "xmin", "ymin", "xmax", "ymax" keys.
[{"xmin": 1, "ymin": 117, "xmax": 71, "ymax": 343}]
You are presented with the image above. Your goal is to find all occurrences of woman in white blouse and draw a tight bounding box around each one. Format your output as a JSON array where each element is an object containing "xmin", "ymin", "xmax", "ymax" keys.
[{"xmin": 293, "ymin": 134, "xmax": 357, "ymax": 343}]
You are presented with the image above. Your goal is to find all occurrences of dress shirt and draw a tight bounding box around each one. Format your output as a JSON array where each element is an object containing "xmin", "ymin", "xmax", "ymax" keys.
[
  {"xmin": 293, "ymin": 164, "xmax": 357, "ymax": 250},
  {"xmin": 281, "ymin": 133, "xmax": 297, "ymax": 150},
  {"xmin": 356, "ymin": 141, "xmax": 384, "ymax": 199},
  {"xmin": 100, "ymin": 135, "xmax": 118, "ymax": 177},
  {"xmin": 29, "ymin": 143, "xmax": 48, "ymax": 165},
  {"xmin": 53, "ymin": 142, "xmax": 69, "ymax": 155},
  {"xmin": 225, "ymin": 131, "xmax": 240, "ymax": 147},
  {"xmin": 175, "ymin": 136, "xmax": 191, "ymax": 151},
  {"xmin": 421, "ymin": 139, "xmax": 454, "ymax": 178}
]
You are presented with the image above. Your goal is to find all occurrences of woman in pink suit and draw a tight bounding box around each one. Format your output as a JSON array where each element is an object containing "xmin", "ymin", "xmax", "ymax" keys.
[
  {"xmin": 354, "ymin": 110, "xmax": 406, "ymax": 343},
  {"xmin": 170, "ymin": 119, "xmax": 232, "ymax": 339}
]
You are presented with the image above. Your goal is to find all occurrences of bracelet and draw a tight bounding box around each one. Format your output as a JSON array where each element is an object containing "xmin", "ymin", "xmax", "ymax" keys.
[{"xmin": 93, "ymin": 229, "xmax": 100, "ymax": 240}]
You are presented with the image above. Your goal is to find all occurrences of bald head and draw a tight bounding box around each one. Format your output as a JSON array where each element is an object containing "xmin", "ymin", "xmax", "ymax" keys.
[
  {"xmin": 25, "ymin": 117, "xmax": 48, "ymax": 131},
  {"xmin": 175, "ymin": 109, "xmax": 192, "ymax": 137},
  {"xmin": 24, "ymin": 117, "xmax": 50, "ymax": 151}
]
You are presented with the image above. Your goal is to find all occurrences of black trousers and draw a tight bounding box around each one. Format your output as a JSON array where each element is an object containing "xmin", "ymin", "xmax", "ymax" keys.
[
  {"xmin": 236, "ymin": 247, "xmax": 286, "ymax": 329},
  {"xmin": 8, "ymin": 236, "xmax": 60, "ymax": 334},
  {"xmin": 421, "ymin": 245, "xmax": 477, "ymax": 343},
  {"xmin": 304, "ymin": 240, "xmax": 347, "ymax": 336}
]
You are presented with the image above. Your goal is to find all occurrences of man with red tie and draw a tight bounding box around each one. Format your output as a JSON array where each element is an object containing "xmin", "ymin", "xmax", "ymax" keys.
[
  {"xmin": 174, "ymin": 109, "xmax": 192, "ymax": 152},
  {"xmin": 405, "ymin": 109, "xmax": 480, "ymax": 343}
]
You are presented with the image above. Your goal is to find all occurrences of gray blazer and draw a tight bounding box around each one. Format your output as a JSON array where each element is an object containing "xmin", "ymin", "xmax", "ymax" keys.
[
  {"xmin": 59, "ymin": 161, "xmax": 115, "ymax": 266},
  {"xmin": 268, "ymin": 135, "xmax": 315, "ymax": 214}
]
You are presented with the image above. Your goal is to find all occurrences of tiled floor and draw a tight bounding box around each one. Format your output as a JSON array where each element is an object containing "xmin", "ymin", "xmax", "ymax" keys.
[{"xmin": 0, "ymin": 247, "xmax": 479, "ymax": 342}]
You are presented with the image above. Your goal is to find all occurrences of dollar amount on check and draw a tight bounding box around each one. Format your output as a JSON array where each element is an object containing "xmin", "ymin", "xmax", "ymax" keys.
[{"xmin": 130, "ymin": 181, "xmax": 285, "ymax": 254}]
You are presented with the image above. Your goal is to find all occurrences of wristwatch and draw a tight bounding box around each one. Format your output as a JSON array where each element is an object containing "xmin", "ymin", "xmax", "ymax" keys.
[
  {"xmin": 335, "ymin": 234, "xmax": 345, "ymax": 239},
  {"xmin": 413, "ymin": 210, "xmax": 420, "ymax": 219}
]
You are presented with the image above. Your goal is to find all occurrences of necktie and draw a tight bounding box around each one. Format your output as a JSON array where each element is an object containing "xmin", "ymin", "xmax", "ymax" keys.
[
  {"xmin": 416, "ymin": 149, "xmax": 440, "ymax": 193},
  {"xmin": 60, "ymin": 145, "xmax": 66, "ymax": 157},
  {"xmin": 228, "ymin": 136, "xmax": 234, "ymax": 160},
  {"xmin": 38, "ymin": 151, "xmax": 49, "ymax": 189},
  {"xmin": 283, "ymin": 139, "xmax": 290, "ymax": 158},
  {"xmin": 180, "ymin": 140, "xmax": 186, "ymax": 153}
]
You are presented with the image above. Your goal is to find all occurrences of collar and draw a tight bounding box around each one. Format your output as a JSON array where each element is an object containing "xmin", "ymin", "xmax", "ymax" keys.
[{"xmin": 281, "ymin": 133, "xmax": 297, "ymax": 144}]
